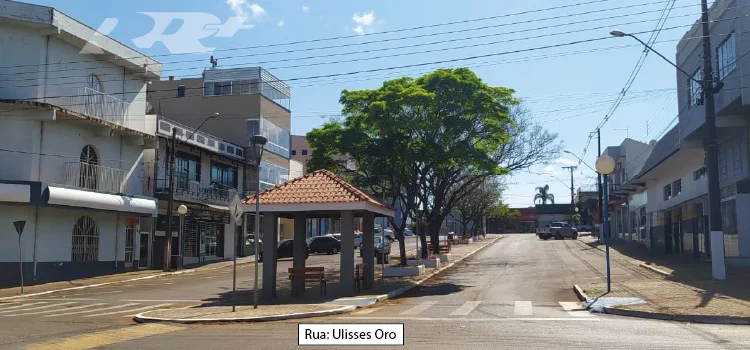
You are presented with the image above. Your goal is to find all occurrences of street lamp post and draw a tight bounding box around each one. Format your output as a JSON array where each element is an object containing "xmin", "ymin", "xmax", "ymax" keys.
[
  {"xmin": 596, "ymin": 155, "xmax": 616, "ymax": 293},
  {"xmin": 250, "ymin": 135, "xmax": 268, "ymax": 309},
  {"xmin": 612, "ymin": 15, "xmax": 726, "ymax": 279},
  {"xmin": 177, "ymin": 204, "xmax": 188, "ymax": 269}
]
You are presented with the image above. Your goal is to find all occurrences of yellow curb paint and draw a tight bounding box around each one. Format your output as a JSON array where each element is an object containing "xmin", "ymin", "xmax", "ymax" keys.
[{"xmin": 25, "ymin": 324, "xmax": 184, "ymax": 350}]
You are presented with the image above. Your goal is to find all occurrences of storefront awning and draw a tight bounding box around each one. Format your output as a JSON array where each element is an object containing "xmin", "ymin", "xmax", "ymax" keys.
[{"xmin": 44, "ymin": 185, "xmax": 158, "ymax": 217}]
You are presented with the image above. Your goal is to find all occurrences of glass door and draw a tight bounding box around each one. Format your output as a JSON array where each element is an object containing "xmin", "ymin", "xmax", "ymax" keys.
[{"xmin": 138, "ymin": 232, "xmax": 150, "ymax": 269}]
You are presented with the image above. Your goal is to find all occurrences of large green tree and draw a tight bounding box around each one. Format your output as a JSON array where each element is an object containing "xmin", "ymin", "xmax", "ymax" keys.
[
  {"xmin": 451, "ymin": 177, "xmax": 504, "ymax": 237},
  {"xmin": 307, "ymin": 68, "xmax": 560, "ymax": 261}
]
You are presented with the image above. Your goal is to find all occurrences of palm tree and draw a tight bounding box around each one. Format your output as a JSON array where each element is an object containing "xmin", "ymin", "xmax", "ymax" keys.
[{"xmin": 534, "ymin": 184, "xmax": 555, "ymax": 205}]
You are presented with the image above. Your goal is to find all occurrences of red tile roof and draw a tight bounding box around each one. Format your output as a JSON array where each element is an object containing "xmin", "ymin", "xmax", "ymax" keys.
[{"xmin": 243, "ymin": 169, "xmax": 392, "ymax": 210}]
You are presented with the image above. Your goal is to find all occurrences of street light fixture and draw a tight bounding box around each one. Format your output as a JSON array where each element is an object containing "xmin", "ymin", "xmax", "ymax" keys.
[
  {"xmin": 250, "ymin": 134, "xmax": 268, "ymax": 309},
  {"xmin": 177, "ymin": 204, "xmax": 188, "ymax": 269},
  {"xmin": 596, "ymin": 155, "xmax": 616, "ymax": 293},
  {"xmin": 563, "ymin": 150, "xmax": 596, "ymax": 173}
]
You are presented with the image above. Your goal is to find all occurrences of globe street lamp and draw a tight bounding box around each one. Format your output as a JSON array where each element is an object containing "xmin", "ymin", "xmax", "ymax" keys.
[
  {"xmin": 177, "ymin": 204, "xmax": 188, "ymax": 269},
  {"xmin": 250, "ymin": 135, "xmax": 268, "ymax": 309},
  {"xmin": 596, "ymin": 155, "xmax": 616, "ymax": 293}
]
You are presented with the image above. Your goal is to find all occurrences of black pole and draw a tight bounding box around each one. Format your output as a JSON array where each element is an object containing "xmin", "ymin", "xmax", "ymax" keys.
[
  {"xmin": 164, "ymin": 127, "xmax": 176, "ymax": 271},
  {"xmin": 597, "ymin": 128, "xmax": 603, "ymax": 244},
  {"xmin": 700, "ymin": 0, "xmax": 724, "ymax": 278}
]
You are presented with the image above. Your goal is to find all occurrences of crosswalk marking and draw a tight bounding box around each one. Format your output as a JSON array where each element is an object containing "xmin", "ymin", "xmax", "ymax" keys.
[
  {"xmin": 450, "ymin": 301, "xmax": 482, "ymax": 316},
  {"xmin": 5, "ymin": 303, "xmax": 108, "ymax": 317},
  {"xmin": 558, "ymin": 302, "xmax": 591, "ymax": 317},
  {"xmin": 0, "ymin": 302, "xmax": 46, "ymax": 311},
  {"xmin": 514, "ymin": 301, "xmax": 533, "ymax": 316},
  {"xmin": 0, "ymin": 302, "xmax": 74, "ymax": 314},
  {"xmin": 83, "ymin": 303, "xmax": 174, "ymax": 318},
  {"xmin": 401, "ymin": 301, "xmax": 437, "ymax": 315},
  {"xmin": 43, "ymin": 303, "xmax": 141, "ymax": 317}
]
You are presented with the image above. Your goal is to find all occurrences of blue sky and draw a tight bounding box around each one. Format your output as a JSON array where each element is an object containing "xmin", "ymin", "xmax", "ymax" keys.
[{"xmin": 30, "ymin": 0, "xmax": 709, "ymax": 207}]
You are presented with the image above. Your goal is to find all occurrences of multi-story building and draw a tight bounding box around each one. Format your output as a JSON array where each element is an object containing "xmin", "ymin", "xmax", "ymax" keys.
[
  {"xmin": 0, "ymin": 1, "xmax": 161, "ymax": 286},
  {"xmin": 146, "ymin": 66, "xmax": 292, "ymax": 258},
  {"xmin": 674, "ymin": 0, "xmax": 750, "ymax": 261},
  {"xmin": 291, "ymin": 135, "xmax": 313, "ymax": 173},
  {"xmin": 602, "ymin": 138, "xmax": 652, "ymax": 240}
]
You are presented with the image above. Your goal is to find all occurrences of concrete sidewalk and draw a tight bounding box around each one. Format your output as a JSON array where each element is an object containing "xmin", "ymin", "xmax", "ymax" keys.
[
  {"xmin": 573, "ymin": 236, "xmax": 750, "ymax": 323},
  {"xmin": 134, "ymin": 236, "xmax": 502, "ymax": 324}
]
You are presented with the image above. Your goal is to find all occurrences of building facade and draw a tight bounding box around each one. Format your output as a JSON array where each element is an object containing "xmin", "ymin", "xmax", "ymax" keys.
[{"xmin": 0, "ymin": 1, "xmax": 161, "ymax": 286}]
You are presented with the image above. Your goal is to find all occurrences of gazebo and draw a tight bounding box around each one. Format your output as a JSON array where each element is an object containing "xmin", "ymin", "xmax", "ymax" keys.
[{"xmin": 242, "ymin": 169, "xmax": 394, "ymax": 298}]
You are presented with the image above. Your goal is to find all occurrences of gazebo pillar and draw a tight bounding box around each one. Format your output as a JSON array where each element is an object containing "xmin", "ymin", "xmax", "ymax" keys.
[
  {"xmin": 292, "ymin": 212, "xmax": 306, "ymax": 297},
  {"xmin": 361, "ymin": 212, "xmax": 375, "ymax": 289},
  {"xmin": 339, "ymin": 210, "xmax": 355, "ymax": 296},
  {"xmin": 262, "ymin": 212, "xmax": 278, "ymax": 298}
]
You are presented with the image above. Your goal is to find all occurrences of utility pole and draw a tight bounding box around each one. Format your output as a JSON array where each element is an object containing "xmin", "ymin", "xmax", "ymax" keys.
[
  {"xmin": 562, "ymin": 166, "xmax": 578, "ymax": 221},
  {"xmin": 164, "ymin": 127, "xmax": 177, "ymax": 271},
  {"xmin": 700, "ymin": 0, "xmax": 725, "ymax": 279},
  {"xmin": 597, "ymin": 128, "xmax": 603, "ymax": 244}
]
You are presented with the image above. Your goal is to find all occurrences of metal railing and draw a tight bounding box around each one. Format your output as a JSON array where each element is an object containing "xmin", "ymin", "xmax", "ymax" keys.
[
  {"xmin": 155, "ymin": 178, "xmax": 235, "ymax": 205},
  {"xmin": 66, "ymin": 87, "xmax": 130, "ymax": 128},
  {"xmin": 64, "ymin": 162, "xmax": 127, "ymax": 193}
]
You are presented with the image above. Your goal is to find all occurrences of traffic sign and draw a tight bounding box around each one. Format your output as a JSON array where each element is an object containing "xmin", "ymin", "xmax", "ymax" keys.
[{"xmin": 229, "ymin": 194, "xmax": 243, "ymax": 225}]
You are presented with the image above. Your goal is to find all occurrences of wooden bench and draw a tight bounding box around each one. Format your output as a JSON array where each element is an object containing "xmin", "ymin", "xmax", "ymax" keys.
[
  {"xmin": 288, "ymin": 267, "xmax": 327, "ymax": 296},
  {"xmin": 355, "ymin": 263, "xmax": 367, "ymax": 293},
  {"xmin": 426, "ymin": 244, "xmax": 451, "ymax": 254}
]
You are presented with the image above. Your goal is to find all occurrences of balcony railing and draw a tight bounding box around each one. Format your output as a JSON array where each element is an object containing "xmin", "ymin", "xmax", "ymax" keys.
[
  {"xmin": 66, "ymin": 87, "xmax": 130, "ymax": 128},
  {"xmin": 64, "ymin": 162, "xmax": 127, "ymax": 193},
  {"xmin": 155, "ymin": 178, "xmax": 235, "ymax": 205}
]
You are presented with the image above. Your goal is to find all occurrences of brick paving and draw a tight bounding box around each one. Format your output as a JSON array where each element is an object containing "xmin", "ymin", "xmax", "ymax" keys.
[{"xmin": 576, "ymin": 236, "xmax": 750, "ymax": 316}]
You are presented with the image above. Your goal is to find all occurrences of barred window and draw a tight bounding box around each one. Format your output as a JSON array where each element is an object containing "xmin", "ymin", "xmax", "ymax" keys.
[
  {"xmin": 689, "ymin": 69, "xmax": 702, "ymax": 107},
  {"xmin": 717, "ymin": 32, "xmax": 737, "ymax": 80},
  {"xmin": 72, "ymin": 216, "xmax": 99, "ymax": 262}
]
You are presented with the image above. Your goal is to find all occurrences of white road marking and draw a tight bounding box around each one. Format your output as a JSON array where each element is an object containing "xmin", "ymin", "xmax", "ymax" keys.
[
  {"xmin": 352, "ymin": 307, "xmax": 381, "ymax": 315},
  {"xmin": 17, "ymin": 298, "xmax": 100, "ymax": 301},
  {"xmin": 120, "ymin": 299, "xmax": 204, "ymax": 302},
  {"xmin": 5, "ymin": 303, "xmax": 108, "ymax": 317},
  {"xmin": 450, "ymin": 301, "xmax": 482, "ymax": 316},
  {"xmin": 43, "ymin": 303, "xmax": 141, "ymax": 317},
  {"xmin": 341, "ymin": 316, "xmax": 600, "ymax": 322},
  {"xmin": 559, "ymin": 302, "xmax": 592, "ymax": 317},
  {"xmin": 82, "ymin": 303, "xmax": 174, "ymax": 317},
  {"xmin": 0, "ymin": 302, "xmax": 46, "ymax": 311},
  {"xmin": 514, "ymin": 301, "xmax": 533, "ymax": 316},
  {"xmin": 0, "ymin": 302, "xmax": 74, "ymax": 314},
  {"xmin": 400, "ymin": 301, "xmax": 438, "ymax": 316},
  {"xmin": 64, "ymin": 290, "xmax": 124, "ymax": 297}
]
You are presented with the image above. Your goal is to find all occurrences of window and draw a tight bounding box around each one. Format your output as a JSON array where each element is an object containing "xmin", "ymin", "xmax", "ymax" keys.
[
  {"xmin": 717, "ymin": 32, "xmax": 737, "ymax": 80},
  {"xmin": 72, "ymin": 216, "xmax": 99, "ymax": 262},
  {"xmin": 291, "ymin": 150, "xmax": 297, "ymax": 156},
  {"xmin": 203, "ymin": 81, "xmax": 233, "ymax": 96},
  {"xmin": 175, "ymin": 152, "xmax": 201, "ymax": 182},
  {"xmin": 177, "ymin": 85, "xmax": 185, "ymax": 97},
  {"xmin": 211, "ymin": 162, "xmax": 238, "ymax": 189},
  {"xmin": 301, "ymin": 149, "xmax": 308, "ymax": 155},
  {"xmin": 87, "ymin": 73, "xmax": 103, "ymax": 92},
  {"xmin": 663, "ymin": 184, "xmax": 672, "ymax": 201},
  {"xmin": 672, "ymin": 179, "xmax": 681, "ymax": 197},
  {"xmin": 689, "ymin": 69, "xmax": 703, "ymax": 107},
  {"xmin": 721, "ymin": 199, "xmax": 738, "ymax": 257},
  {"xmin": 694, "ymin": 166, "xmax": 707, "ymax": 180},
  {"xmin": 79, "ymin": 145, "xmax": 99, "ymax": 190}
]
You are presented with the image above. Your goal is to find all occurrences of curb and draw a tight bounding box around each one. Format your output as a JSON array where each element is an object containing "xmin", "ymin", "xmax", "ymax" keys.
[
  {"xmin": 638, "ymin": 263, "xmax": 672, "ymax": 277},
  {"xmin": 133, "ymin": 237, "xmax": 502, "ymax": 324},
  {"xmin": 601, "ymin": 307, "xmax": 750, "ymax": 325},
  {"xmin": 0, "ymin": 259, "xmax": 256, "ymax": 301},
  {"xmin": 573, "ymin": 284, "xmax": 590, "ymax": 302},
  {"xmin": 134, "ymin": 305, "xmax": 356, "ymax": 324}
]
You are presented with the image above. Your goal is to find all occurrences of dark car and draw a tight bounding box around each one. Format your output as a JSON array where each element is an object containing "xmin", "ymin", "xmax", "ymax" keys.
[
  {"xmin": 359, "ymin": 235, "xmax": 391, "ymax": 258},
  {"xmin": 307, "ymin": 236, "xmax": 341, "ymax": 254},
  {"xmin": 258, "ymin": 239, "xmax": 310, "ymax": 262}
]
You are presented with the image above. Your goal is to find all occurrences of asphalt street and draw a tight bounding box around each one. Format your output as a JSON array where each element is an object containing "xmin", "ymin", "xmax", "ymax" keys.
[{"xmin": 3, "ymin": 234, "xmax": 750, "ymax": 349}]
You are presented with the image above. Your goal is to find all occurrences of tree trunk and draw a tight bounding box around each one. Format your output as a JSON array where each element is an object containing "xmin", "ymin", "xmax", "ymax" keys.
[
  {"xmin": 417, "ymin": 222, "xmax": 428, "ymax": 259},
  {"xmin": 428, "ymin": 219, "xmax": 443, "ymax": 256},
  {"xmin": 395, "ymin": 231, "xmax": 407, "ymax": 266}
]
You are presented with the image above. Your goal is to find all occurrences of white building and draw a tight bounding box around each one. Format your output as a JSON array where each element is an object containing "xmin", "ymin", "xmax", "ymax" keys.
[{"xmin": 0, "ymin": 1, "xmax": 162, "ymax": 287}]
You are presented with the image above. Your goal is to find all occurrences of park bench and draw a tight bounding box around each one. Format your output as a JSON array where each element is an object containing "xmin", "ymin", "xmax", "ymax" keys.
[
  {"xmin": 355, "ymin": 263, "xmax": 367, "ymax": 293},
  {"xmin": 426, "ymin": 244, "xmax": 451, "ymax": 254},
  {"xmin": 288, "ymin": 267, "xmax": 327, "ymax": 296}
]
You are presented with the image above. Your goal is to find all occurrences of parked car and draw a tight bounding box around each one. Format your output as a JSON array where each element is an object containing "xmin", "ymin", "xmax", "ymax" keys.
[
  {"xmin": 354, "ymin": 232, "xmax": 363, "ymax": 248},
  {"xmin": 308, "ymin": 236, "xmax": 341, "ymax": 254},
  {"xmin": 258, "ymin": 239, "xmax": 310, "ymax": 262},
  {"xmin": 359, "ymin": 235, "xmax": 392, "ymax": 258},
  {"xmin": 537, "ymin": 222, "xmax": 578, "ymax": 240},
  {"xmin": 576, "ymin": 224, "xmax": 592, "ymax": 232},
  {"xmin": 403, "ymin": 228, "xmax": 414, "ymax": 237}
]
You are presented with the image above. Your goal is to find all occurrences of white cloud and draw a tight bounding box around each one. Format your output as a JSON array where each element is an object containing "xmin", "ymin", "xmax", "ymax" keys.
[
  {"xmin": 300, "ymin": 5, "xmax": 310, "ymax": 13},
  {"xmin": 554, "ymin": 157, "xmax": 577, "ymax": 166},
  {"xmin": 226, "ymin": 0, "xmax": 266, "ymax": 18},
  {"xmin": 352, "ymin": 11, "xmax": 376, "ymax": 35},
  {"xmin": 542, "ymin": 165, "xmax": 557, "ymax": 175},
  {"xmin": 277, "ymin": 20, "xmax": 285, "ymax": 27}
]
